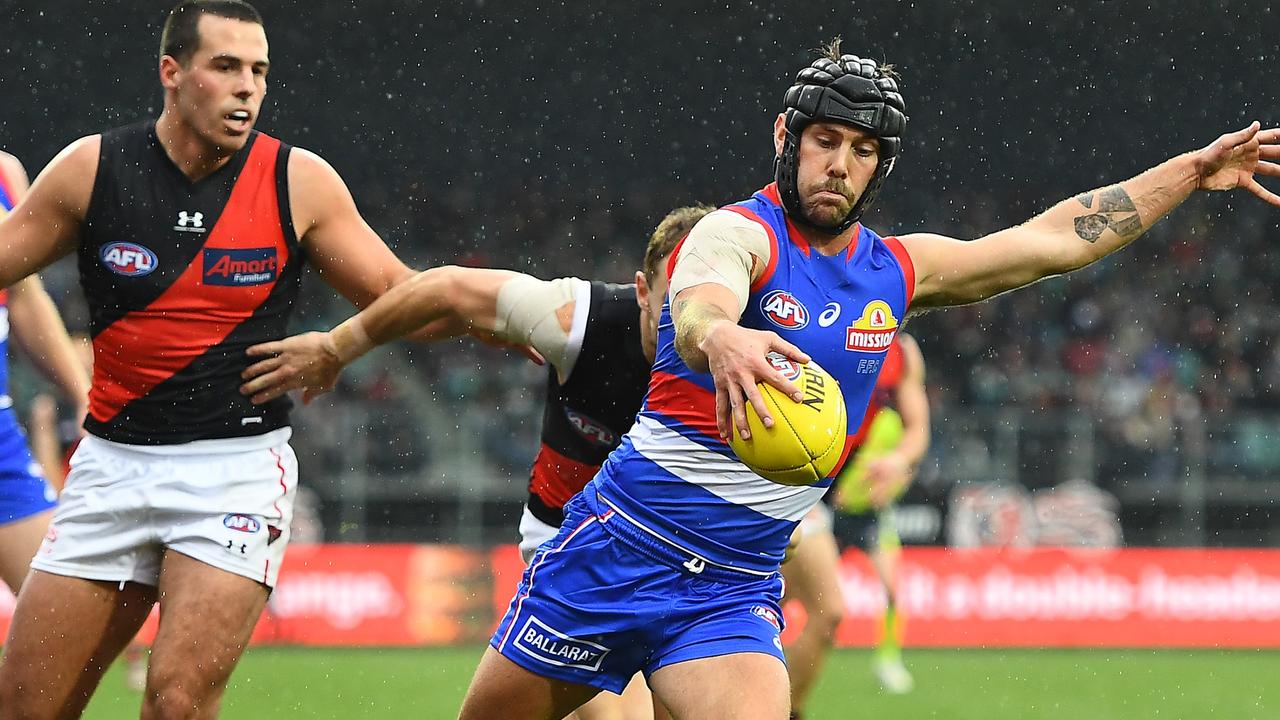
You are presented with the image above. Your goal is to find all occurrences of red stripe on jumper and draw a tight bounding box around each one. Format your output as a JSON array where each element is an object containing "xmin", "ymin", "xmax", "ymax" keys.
[
  {"xmin": 645, "ymin": 370, "xmax": 720, "ymax": 439},
  {"xmin": 89, "ymin": 135, "xmax": 286, "ymax": 423}
]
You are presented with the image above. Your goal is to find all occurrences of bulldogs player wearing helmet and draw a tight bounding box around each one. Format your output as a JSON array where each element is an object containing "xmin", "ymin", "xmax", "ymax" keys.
[{"xmin": 449, "ymin": 36, "xmax": 1280, "ymax": 720}]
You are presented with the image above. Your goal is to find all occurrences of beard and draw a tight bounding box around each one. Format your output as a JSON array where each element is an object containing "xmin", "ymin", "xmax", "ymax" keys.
[{"xmin": 800, "ymin": 180, "xmax": 856, "ymax": 231}]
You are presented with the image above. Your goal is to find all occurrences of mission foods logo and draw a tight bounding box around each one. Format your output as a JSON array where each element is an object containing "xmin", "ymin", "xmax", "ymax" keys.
[
  {"xmin": 760, "ymin": 290, "xmax": 809, "ymax": 329},
  {"xmin": 203, "ymin": 247, "xmax": 279, "ymax": 286},
  {"xmin": 845, "ymin": 300, "xmax": 899, "ymax": 352},
  {"xmin": 100, "ymin": 242, "xmax": 158, "ymax": 277}
]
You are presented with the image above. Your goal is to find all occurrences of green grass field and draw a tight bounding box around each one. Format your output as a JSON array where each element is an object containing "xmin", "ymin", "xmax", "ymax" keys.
[{"xmin": 82, "ymin": 647, "xmax": 1279, "ymax": 719}]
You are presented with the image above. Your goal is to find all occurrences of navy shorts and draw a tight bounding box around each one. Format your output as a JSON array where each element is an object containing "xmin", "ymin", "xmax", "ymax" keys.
[{"xmin": 491, "ymin": 495, "xmax": 787, "ymax": 693}]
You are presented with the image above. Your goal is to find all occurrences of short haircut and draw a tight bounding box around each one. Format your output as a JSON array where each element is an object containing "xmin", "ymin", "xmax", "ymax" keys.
[
  {"xmin": 160, "ymin": 0, "xmax": 263, "ymax": 65},
  {"xmin": 643, "ymin": 204, "xmax": 717, "ymax": 285}
]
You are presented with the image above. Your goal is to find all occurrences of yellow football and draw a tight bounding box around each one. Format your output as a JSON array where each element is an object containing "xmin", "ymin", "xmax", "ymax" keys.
[{"xmin": 729, "ymin": 354, "xmax": 847, "ymax": 486}]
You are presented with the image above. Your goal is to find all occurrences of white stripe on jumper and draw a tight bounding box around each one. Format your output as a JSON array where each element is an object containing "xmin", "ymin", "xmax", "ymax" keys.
[{"xmin": 629, "ymin": 414, "xmax": 827, "ymax": 521}]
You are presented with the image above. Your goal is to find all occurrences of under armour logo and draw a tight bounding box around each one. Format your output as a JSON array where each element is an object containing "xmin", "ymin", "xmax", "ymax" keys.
[
  {"xmin": 683, "ymin": 557, "xmax": 706, "ymax": 574},
  {"xmin": 177, "ymin": 211, "xmax": 203, "ymax": 227},
  {"xmin": 226, "ymin": 539, "xmax": 247, "ymax": 554}
]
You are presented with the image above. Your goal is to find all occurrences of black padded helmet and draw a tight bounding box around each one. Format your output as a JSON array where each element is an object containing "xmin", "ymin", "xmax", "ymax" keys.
[{"xmin": 775, "ymin": 54, "xmax": 907, "ymax": 234}]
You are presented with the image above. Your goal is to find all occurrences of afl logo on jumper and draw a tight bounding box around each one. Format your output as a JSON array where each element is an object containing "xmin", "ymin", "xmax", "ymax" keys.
[
  {"xmin": 203, "ymin": 247, "xmax": 279, "ymax": 286},
  {"xmin": 760, "ymin": 290, "xmax": 809, "ymax": 330},
  {"xmin": 100, "ymin": 242, "xmax": 158, "ymax": 277},
  {"xmin": 845, "ymin": 300, "xmax": 899, "ymax": 352},
  {"xmin": 565, "ymin": 408, "xmax": 617, "ymax": 447}
]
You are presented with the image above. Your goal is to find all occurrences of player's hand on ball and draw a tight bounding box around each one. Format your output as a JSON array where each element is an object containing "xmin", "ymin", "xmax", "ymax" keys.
[
  {"xmin": 240, "ymin": 331, "xmax": 344, "ymax": 405},
  {"xmin": 701, "ymin": 322, "xmax": 810, "ymax": 441},
  {"xmin": 1194, "ymin": 122, "xmax": 1280, "ymax": 205}
]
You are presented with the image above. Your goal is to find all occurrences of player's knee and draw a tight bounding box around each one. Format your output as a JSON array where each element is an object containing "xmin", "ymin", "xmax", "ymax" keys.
[
  {"xmin": 808, "ymin": 595, "xmax": 845, "ymax": 641},
  {"xmin": 141, "ymin": 673, "xmax": 220, "ymax": 720}
]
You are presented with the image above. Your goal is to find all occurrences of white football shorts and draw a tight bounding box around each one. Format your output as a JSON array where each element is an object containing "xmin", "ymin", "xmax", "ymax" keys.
[
  {"xmin": 517, "ymin": 504, "xmax": 562, "ymax": 563},
  {"xmin": 32, "ymin": 427, "xmax": 298, "ymax": 588}
]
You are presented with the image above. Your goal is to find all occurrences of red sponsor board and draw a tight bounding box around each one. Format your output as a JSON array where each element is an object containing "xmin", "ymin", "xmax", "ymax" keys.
[
  {"xmin": 787, "ymin": 547, "xmax": 1280, "ymax": 648},
  {"xmin": 4, "ymin": 546, "xmax": 1280, "ymax": 647}
]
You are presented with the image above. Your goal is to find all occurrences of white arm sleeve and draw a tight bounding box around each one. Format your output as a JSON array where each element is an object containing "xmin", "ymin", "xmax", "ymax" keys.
[
  {"xmin": 668, "ymin": 209, "xmax": 773, "ymax": 315},
  {"xmin": 494, "ymin": 275, "xmax": 591, "ymax": 381}
]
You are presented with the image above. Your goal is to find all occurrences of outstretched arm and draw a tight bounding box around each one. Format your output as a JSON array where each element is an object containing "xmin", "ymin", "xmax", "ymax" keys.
[
  {"xmin": 240, "ymin": 266, "xmax": 578, "ymax": 404},
  {"xmin": 904, "ymin": 124, "xmax": 1280, "ymax": 308}
]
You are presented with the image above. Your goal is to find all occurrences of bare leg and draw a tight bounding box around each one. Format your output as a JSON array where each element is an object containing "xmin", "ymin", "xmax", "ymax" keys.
[
  {"xmin": 0, "ymin": 509, "xmax": 54, "ymax": 593},
  {"xmin": 649, "ymin": 653, "xmax": 789, "ymax": 720},
  {"xmin": 140, "ymin": 550, "xmax": 270, "ymax": 720},
  {"xmin": 869, "ymin": 519, "xmax": 912, "ymax": 693},
  {"xmin": 0, "ymin": 570, "xmax": 157, "ymax": 719},
  {"xmin": 572, "ymin": 672, "xmax": 655, "ymax": 720},
  {"xmin": 779, "ymin": 526, "xmax": 844, "ymax": 716},
  {"xmin": 459, "ymin": 646, "xmax": 602, "ymax": 720}
]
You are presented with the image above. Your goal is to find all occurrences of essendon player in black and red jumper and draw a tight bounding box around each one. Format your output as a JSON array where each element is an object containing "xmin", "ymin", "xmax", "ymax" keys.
[
  {"xmin": 524, "ymin": 280, "xmax": 652, "ymax": 532},
  {"xmin": 81, "ymin": 121, "xmax": 301, "ymax": 444},
  {"xmin": 0, "ymin": 3, "xmax": 417, "ymax": 716}
]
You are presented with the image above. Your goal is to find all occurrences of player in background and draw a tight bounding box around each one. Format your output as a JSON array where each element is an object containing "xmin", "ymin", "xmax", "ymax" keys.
[
  {"xmin": 0, "ymin": 2, "xmax": 421, "ymax": 716},
  {"xmin": 782, "ymin": 332, "xmax": 927, "ymax": 717},
  {"xmin": 0, "ymin": 151, "xmax": 90, "ymax": 595},
  {"xmin": 240, "ymin": 205, "xmax": 716, "ymax": 720}
]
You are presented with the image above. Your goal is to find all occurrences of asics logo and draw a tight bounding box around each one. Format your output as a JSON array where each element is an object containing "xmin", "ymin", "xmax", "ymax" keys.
[{"xmin": 818, "ymin": 302, "xmax": 841, "ymax": 327}]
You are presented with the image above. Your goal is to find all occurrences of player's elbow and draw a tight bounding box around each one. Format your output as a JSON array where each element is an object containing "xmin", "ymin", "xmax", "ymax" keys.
[{"xmin": 421, "ymin": 264, "xmax": 501, "ymax": 327}]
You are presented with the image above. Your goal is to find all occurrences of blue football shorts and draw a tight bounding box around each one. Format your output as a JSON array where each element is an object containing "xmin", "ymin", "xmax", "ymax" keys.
[
  {"xmin": 491, "ymin": 494, "xmax": 787, "ymax": 693},
  {"xmin": 0, "ymin": 410, "xmax": 57, "ymax": 525}
]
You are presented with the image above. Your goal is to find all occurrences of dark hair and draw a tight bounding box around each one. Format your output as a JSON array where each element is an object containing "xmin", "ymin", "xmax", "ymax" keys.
[
  {"xmin": 643, "ymin": 204, "xmax": 716, "ymax": 285},
  {"xmin": 160, "ymin": 0, "xmax": 263, "ymax": 66}
]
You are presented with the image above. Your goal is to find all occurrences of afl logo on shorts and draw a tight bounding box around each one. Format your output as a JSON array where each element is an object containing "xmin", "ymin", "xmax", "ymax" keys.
[
  {"xmin": 223, "ymin": 513, "xmax": 262, "ymax": 533},
  {"xmin": 750, "ymin": 605, "xmax": 781, "ymax": 631},
  {"xmin": 100, "ymin": 242, "xmax": 158, "ymax": 277},
  {"xmin": 760, "ymin": 290, "xmax": 809, "ymax": 330}
]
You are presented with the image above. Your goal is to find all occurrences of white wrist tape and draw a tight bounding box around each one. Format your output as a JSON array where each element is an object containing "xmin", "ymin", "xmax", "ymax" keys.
[{"xmin": 495, "ymin": 275, "xmax": 588, "ymax": 373}]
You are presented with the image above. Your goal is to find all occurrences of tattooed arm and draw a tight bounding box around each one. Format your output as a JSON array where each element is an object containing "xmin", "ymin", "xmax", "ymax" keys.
[{"xmin": 898, "ymin": 123, "xmax": 1280, "ymax": 309}]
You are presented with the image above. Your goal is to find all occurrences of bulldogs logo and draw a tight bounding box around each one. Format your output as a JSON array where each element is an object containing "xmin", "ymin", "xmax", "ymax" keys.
[
  {"xmin": 760, "ymin": 290, "xmax": 809, "ymax": 330},
  {"xmin": 100, "ymin": 242, "xmax": 158, "ymax": 277}
]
